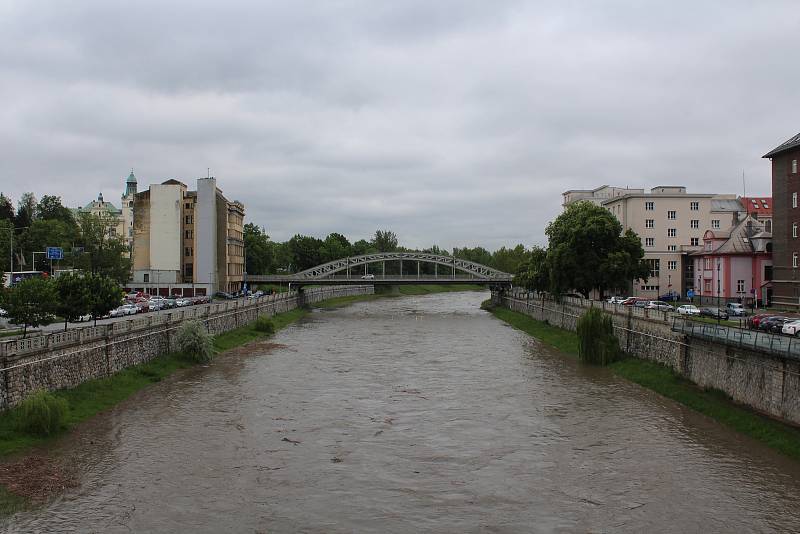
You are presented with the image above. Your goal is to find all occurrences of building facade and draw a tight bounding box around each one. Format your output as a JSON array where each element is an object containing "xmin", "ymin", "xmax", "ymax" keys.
[
  {"xmin": 691, "ymin": 215, "xmax": 772, "ymax": 306},
  {"xmin": 764, "ymin": 132, "xmax": 800, "ymax": 309},
  {"xmin": 585, "ymin": 186, "xmax": 743, "ymax": 299},
  {"xmin": 73, "ymin": 193, "xmax": 126, "ymax": 240},
  {"xmin": 120, "ymin": 170, "xmax": 137, "ymax": 249},
  {"xmin": 562, "ymin": 185, "xmax": 644, "ymax": 208},
  {"xmin": 129, "ymin": 177, "xmax": 245, "ymax": 296}
]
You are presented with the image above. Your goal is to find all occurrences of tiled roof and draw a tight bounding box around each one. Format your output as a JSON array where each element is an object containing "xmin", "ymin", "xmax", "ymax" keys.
[
  {"xmin": 739, "ymin": 196, "xmax": 772, "ymax": 216},
  {"xmin": 711, "ymin": 215, "xmax": 768, "ymax": 255},
  {"xmin": 763, "ymin": 132, "xmax": 800, "ymax": 158},
  {"xmin": 710, "ymin": 198, "xmax": 744, "ymax": 212}
]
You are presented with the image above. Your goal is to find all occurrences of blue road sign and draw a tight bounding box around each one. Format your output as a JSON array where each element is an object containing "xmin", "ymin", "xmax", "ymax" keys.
[
  {"xmin": 46, "ymin": 247, "xmax": 63, "ymax": 260},
  {"xmin": 687, "ymin": 289, "xmax": 695, "ymax": 299}
]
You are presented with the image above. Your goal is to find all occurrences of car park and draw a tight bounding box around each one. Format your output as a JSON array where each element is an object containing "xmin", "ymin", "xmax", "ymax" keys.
[
  {"xmin": 677, "ymin": 304, "xmax": 701, "ymax": 315},
  {"xmin": 726, "ymin": 302, "xmax": 747, "ymax": 317},
  {"xmin": 768, "ymin": 317, "xmax": 794, "ymax": 334},
  {"xmin": 700, "ymin": 307, "xmax": 729, "ymax": 320},
  {"xmin": 634, "ymin": 299, "xmax": 649, "ymax": 308},
  {"xmin": 607, "ymin": 296, "xmax": 627, "ymax": 304},
  {"xmin": 175, "ymin": 298, "xmax": 192, "ymax": 307},
  {"xmin": 748, "ymin": 313, "xmax": 770, "ymax": 329},
  {"xmin": 111, "ymin": 304, "xmax": 138, "ymax": 317},
  {"xmin": 758, "ymin": 316, "xmax": 785, "ymax": 331},
  {"xmin": 214, "ymin": 291, "xmax": 235, "ymax": 300}
]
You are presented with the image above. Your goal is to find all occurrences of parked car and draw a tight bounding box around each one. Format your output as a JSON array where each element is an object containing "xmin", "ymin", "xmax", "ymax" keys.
[
  {"xmin": 175, "ymin": 298, "xmax": 192, "ymax": 307},
  {"xmin": 677, "ymin": 304, "xmax": 701, "ymax": 316},
  {"xmin": 758, "ymin": 316, "xmax": 786, "ymax": 331},
  {"xmin": 726, "ymin": 302, "xmax": 747, "ymax": 317},
  {"xmin": 768, "ymin": 317, "xmax": 794, "ymax": 334},
  {"xmin": 634, "ymin": 299, "xmax": 649, "ymax": 308},
  {"xmin": 646, "ymin": 301, "xmax": 674, "ymax": 311},
  {"xmin": 658, "ymin": 292, "xmax": 680, "ymax": 302},
  {"xmin": 75, "ymin": 313, "xmax": 93, "ymax": 322},
  {"xmin": 248, "ymin": 291, "xmax": 264, "ymax": 299},
  {"xmin": 782, "ymin": 320, "xmax": 800, "ymax": 336},
  {"xmin": 134, "ymin": 301, "xmax": 150, "ymax": 313},
  {"xmin": 110, "ymin": 304, "xmax": 138, "ymax": 318},
  {"xmin": 747, "ymin": 313, "xmax": 769, "ymax": 329},
  {"xmin": 0, "ymin": 308, "xmax": 7, "ymax": 317},
  {"xmin": 214, "ymin": 291, "xmax": 235, "ymax": 300},
  {"xmin": 607, "ymin": 296, "xmax": 627, "ymax": 304},
  {"xmin": 700, "ymin": 307, "xmax": 729, "ymax": 320}
]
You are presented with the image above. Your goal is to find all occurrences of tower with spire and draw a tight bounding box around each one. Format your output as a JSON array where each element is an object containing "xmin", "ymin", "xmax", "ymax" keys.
[{"xmin": 121, "ymin": 169, "xmax": 137, "ymax": 250}]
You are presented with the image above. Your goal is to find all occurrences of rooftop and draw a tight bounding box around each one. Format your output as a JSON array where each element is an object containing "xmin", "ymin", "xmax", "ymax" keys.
[{"xmin": 763, "ymin": 132, "xmax": 800, "ymax": 158}]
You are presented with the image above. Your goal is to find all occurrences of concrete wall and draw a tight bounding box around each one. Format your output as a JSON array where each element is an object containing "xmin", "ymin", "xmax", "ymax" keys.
[
  {"xmin": 498, "ymin": 289, "xmax": 800, "ymax": 425},
  {"xmin": 0, "ymin": 286, "xmax": 373, "ymax": 410},
  {"xmin": 149, "ymin": 184, "xmax": 184, "ymax": 272},
  {"xmin": 195, "ymin": 178, "xmax": 217, "ymax": 288}
]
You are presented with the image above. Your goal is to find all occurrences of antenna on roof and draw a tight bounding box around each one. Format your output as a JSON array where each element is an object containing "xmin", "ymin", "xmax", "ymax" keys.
[
  {"xmin": 207, "ymin": 168, "xmax": 210, "ymax": 179},
  {"xmin": 742, "ymin": 170, "xmax": 746, "ymax": 199}
]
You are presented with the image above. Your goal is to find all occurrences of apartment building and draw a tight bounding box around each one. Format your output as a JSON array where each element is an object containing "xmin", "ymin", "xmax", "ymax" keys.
[
  {"xmin": 562, "ymin": 185, "xmax": 644, "ymax": 208},
  {"xmin": 764, "ymin": 131, "xmax": 800, "ymax": 308},
  {"xmin": 597, "ymin": 186, "xmax": 742, "ymax": 299},
  {"xmin": 73, "ymin": 192, "xmax": 125, "ymax": 240},
  {"xmin": 129, "ymin": 177, "xmax": 245, "ymax": 296}
]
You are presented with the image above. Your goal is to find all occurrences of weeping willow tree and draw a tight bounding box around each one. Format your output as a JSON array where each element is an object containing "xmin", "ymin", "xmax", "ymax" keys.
[{"xmin": 576, "ymin": 308, "xmax": 620, "ymax": 365}]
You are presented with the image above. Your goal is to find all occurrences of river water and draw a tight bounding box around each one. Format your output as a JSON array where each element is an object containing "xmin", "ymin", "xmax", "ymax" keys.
[{"xmin": 5, "ymin": 291, "xmax": 800, "ymax": 533}]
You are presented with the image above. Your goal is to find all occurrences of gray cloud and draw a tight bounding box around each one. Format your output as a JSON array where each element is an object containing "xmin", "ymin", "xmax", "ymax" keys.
[{"xmin": 1, "ymin": 0, "xmax": 797, "ymax": 250}]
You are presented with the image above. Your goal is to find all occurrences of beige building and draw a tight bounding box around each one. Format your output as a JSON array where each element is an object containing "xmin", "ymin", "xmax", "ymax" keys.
[
  {"xmin": 565, "ymin": 185, "xmax": 743, "ymax": 298},
  {"xmin": 129, "ymin": 177, "xmax": 245, "ymax": 296},
  {"xmin": 73, "ymin": 192, "xmax": 126, "ymax": 240},
  {"xmin": 562, "ymin": 185, "xmax": 645, "ymax": 208}
]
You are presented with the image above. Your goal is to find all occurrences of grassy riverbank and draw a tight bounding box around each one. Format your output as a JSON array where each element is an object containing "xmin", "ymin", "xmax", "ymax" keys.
[{"xmin": 484, "ymin": 301, "xmax": 800, "ymax": 461}]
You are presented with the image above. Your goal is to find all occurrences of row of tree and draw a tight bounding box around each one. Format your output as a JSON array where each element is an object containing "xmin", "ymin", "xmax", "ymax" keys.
[
  {"xmin": 0, "ymin": 273, "xmax": 124, "ymax": 337},
  {"xmin": 244, "ymin": 226, "xmax": 535, "ymax": 276},
  {"xmin": 514, "ymin": 202, "xmax": 650, "ymax": 299},
  {"xmin": 0, "ymin": 192, "xmax": 132, "ymax": 283}
]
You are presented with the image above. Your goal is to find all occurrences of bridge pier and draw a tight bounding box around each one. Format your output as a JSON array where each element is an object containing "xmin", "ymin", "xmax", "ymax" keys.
[{"xmin": 296, "ymin": 286, "xmax": 308, "ymax": 308}]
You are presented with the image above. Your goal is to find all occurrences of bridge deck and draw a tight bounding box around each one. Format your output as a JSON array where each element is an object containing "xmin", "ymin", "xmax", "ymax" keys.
[{"xmin": 245, "ymin": 274, "xmax": 512, "ymax": 286}]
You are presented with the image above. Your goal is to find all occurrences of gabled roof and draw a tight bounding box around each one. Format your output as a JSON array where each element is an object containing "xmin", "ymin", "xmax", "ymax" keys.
[
  {"xmin": 710, "ymin": 198, "xmax": 744, "ymax": 212},
  {"xmin": 708, "ymin": 215, "xmax": 768, "ymax": 255},
  {"xmin": 763, "ymin": 132, "xmax": 800, "ymax": 158},
  {"xmin": 739, "ymin": 196, "xmax": 772, "ymax": 216}
]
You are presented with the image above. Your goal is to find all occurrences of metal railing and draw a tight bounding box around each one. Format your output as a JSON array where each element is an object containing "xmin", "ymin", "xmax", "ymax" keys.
[{"xmin": 672, "ymin": 316, "xmax": 800, "ymax": 360}]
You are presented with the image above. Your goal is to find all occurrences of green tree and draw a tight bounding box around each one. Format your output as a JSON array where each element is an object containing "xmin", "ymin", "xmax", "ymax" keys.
[
  {"xmin": 1, "ymin": 276, "xmax": 57, "ymax": 337},
  {"xmin": 73, "ymin": 212, "xmax": 132, "ymax": 283},
  {"xmin": 36, "ymin": 195, "xmax": 76, "ymax": 226},
  {"xmin": 491, "ymin": 244, "xmax": 528, "ymax": 274},
  {"xmin": 287, "ymin": 234, "xmax": 323, "ymax": 272},
  {"xmin": 514, "ymin": 246, "xmax": 549, "ymax": 292},
  {"xmin": 320, "ymin": 232, "xmax": 352, "ymax": 263},
  {"xmin": 453, "ymin": 246, "xmax": 493, "ymax": 267},
  {"xmin": 545, "ymin": 201, "xmax": 649, "ymax": 299},
  {"xmin": 19, "ymin": 219, "xmax": 77, "ymax": 271},
  {"xmin": 576, "ymin": 308, "xmax": 620, "ymax": 365},
  {"xmin": 0, "ymin": 219, "xmax": 12, "ymax": 276},
  {"xmin": 85, "ymin": 274, "xmax": 124, "ymax": 325},
  {"xmin": 371, "ymin": 230, "xmax": 398, "ymax": 252},
  {"xmin": 243, "ymin": 223, "xmax": 274, "ymax": 275},
  {"xmin": 15, "ymin": 192, "xmax": 37, "ymax": 229},
  {"xmin": 0, "ymin": 194, "xmax": 14, "ymax": 222},
  {"xmin": 54, "ymin": 273, "xmax": 91, "ymax": 330},
  {"xmin": 351, "ymin": 239, "xmax": 373, "ymax": 256}
]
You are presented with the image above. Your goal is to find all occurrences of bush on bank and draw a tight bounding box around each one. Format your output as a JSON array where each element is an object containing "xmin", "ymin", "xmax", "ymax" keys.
[
  {"xmin": 14, "ymin": 390, "xmax": 68, "ymax": 437},
  {"xmin": 576, "ymin": 308, "xmax": 619, "ymax": 365},
  {"xmin": 254, "ymin": 316, "xmax": 275, "ymax": 335},
  {"xmin": 176, "ymin": 320, "xmax": 214, "ymax": 363}
]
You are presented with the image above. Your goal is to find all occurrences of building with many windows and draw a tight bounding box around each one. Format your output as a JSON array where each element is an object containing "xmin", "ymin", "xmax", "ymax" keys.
[
  {"xmin": 128, "ymin": 177, "xmax": 245, "ymax": 296},
  {"xmin": 566, "ymin": 186, "xmax": 744, "ymax": 299},
  {"xmin": 764, "ymin": 132, "xmax": 800, "ymax": 309}
]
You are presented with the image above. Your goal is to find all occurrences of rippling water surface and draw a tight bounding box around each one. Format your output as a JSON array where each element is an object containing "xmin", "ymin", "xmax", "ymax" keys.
[{"xmin": 6, "ymin": 291, "xmax": 800, "ymax": 532}]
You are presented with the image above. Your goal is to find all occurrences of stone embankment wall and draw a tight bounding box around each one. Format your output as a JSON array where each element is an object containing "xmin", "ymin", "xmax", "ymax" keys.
[
  {"xmin": 0, "ymin": 286, "xmax": 372, "ymax": 409},
  {"xmin": 498, "ymin": 289, "xmax": 800, "ymax": 425}
]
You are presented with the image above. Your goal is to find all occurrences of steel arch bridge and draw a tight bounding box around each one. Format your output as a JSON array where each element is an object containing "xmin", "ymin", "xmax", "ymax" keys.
[{"xmin": 245, "ymin": 252, "xmax": 513, "ymax": 287}]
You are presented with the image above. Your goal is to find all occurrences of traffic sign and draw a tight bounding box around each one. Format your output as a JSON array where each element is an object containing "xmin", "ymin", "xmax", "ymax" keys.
[
  {"xmin": 687, "ymin": 289, "xmax": 695, "ymax": 298},
  {"xmin": 46, "ymin": 247, "xmax": 63, "ymax": 260}
]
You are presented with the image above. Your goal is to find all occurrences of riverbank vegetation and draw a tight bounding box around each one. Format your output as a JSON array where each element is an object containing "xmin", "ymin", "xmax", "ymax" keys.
[
  {"xmin": 484, "ymin": 301, "xmax": 800, "ymax": 461},
  {"xmin": 313, "ymin": 284, "xmax": 485, "ymax": 309}
]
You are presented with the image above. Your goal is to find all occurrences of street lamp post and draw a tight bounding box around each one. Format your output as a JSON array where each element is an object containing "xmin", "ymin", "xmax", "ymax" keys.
[{"xmin": 716, "ymin": 261, "xmax": 721, "ymax": 324}]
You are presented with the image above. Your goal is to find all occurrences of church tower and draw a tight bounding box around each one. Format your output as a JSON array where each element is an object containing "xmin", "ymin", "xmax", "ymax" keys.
[{"xmin": 121, "ymin": 169, "xmax": 137, "ymax": 251}]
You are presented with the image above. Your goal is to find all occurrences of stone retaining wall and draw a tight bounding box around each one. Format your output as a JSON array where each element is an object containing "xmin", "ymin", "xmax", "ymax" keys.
[
  {"xmin": 498, "ymin": 289, "xmax": 800, "ymax": 425},
  {"xmin": 0, "ymin": 286, "xmax": 372, "ymax": 409}
]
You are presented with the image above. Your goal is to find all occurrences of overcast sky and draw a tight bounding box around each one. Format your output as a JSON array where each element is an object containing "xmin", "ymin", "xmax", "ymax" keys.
[{"xmin": 1, "ymin": 1, "xmax": 798, "ymax": 250}]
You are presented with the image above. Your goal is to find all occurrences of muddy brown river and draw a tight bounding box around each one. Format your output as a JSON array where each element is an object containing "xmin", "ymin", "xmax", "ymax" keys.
[{"xmin": 5, "ymin": 291, "xmax": 800, "ymax": 532}]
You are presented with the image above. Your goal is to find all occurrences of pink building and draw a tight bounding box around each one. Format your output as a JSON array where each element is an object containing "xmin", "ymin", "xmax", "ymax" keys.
[{"xmin": 692, "ymin": 214, "xmax": 773, "ymax": 306}]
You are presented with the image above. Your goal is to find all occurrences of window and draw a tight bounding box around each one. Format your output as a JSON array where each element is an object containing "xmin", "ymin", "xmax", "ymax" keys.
[
  {"xmin": 645, "ymin": 201, "xmax": 654, "ymax": 211},
  {"xmin": 765, "ymin": 220, "xmax": 772, "ymax": 233},
  {"xmin": 794, "ymin": 159, "xmax": 798, "ymax": 174},
  {"xmin": 795, "ymin": 252, "xmax": 798, "ymax": 269},
  {"xmin": 737, "ymin": 280, "xmax": 745, "ymax": 293},
  {"xmin": 668, "ymin": 260, "xmax": 677, "ymax": 270},
  {"xmin": 185, "ymin": 230, "xmax": 193, "ymax": 239},
  {"xmin": 765, "ymin": 265, "xmax": 773, "ymax": 281},
  {"xmin": 690, "ymin": 220, "xmax": 699, "ymax": 229},
  {"xmin": 645, "ymin": 237, "xmax": 654, "ymax": 247},
  {"xmin": 185, "ymin": 247, "xmax": 193, "ymax": 257},
  {"xmin": 640, "ymin": 285, "xmax": 659, "ymax": 291},
  {"xmin": 704, "ymin": 279, "xmax": 712, "ymax": 292},
  {"xmin": 712, "ymin": 220, "xmax": 720, "ymax": 229},
  {"xmin": 705, "ymin": 241, "xmax": 713, "ymax": 251},
  {"xmin": 794, "ymin": 192, "xmax": 798, "ymax": 209},
  {"xmin": 645, "ymin": 219, "xmax": 654, "ymax": 228},
  {"xmin": 668, "ymin": 228, "xmax": 677, "ymax": 237},
  {"xmin": 690, "ymin": 201, "xmax": 699, "ymax": 211},
  {"xmin": 668, "ymin": 245, "xmax": 677, "ymax": 251},
  {"xmin": 185, "ymin": 263, "xmax": 193, "ymax": 277},
  {"xmin": 704, "ymin": 258, "xmax": 713, "ymax": 270},
  {"xmin": 794, "ymin": 223, "xmax": 798, "ymax": 238},
  {"xmin": 667, "ymin": 210, "xmax": 676, "ymax": 220},
  {"xmin": 647, "ymin": 259, "xmax": 660, "ymax": 277},
  {"xmin": 691, "ymin": 237, "xmax": 699, "ymax": 246},
  {"xmin": 143, "ymin": 273, "xmax": 149, "ymax": 283},
  {"xmin": 185, "ymin": 215, "xmax": 193, "ymax": 225},
  {"xmin": 185, "ymin": 203, "xmax": 192, "ymax": 209}
]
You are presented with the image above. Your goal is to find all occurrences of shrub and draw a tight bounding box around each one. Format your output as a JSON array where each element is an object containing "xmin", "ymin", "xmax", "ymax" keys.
[
  {"xmin": 576, "ymin": 308, "xmax": 620, "ymax": 365},
  {"xmin": 15, "ymin": 390, "xmax": 68, "ymax": 437},
  {"xmin": 175, "ymin": 320, "xmax": 214, "ymax": 363},
  {"xmin": 254, "ymin": 316, "xmax": 275, "ymax": 335}
]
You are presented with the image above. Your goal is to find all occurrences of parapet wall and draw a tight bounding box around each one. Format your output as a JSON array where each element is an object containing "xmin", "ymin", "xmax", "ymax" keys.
[
  {"xmin": 499, "ymin": 290, "xmax": 800, "ymax": 426},
  {"xmin": 0, "ymin": 286, "xmax": 373, "ymax": 409}
]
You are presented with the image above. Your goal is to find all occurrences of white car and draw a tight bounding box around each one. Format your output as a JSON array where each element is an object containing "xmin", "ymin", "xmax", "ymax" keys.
[
  {"xmin": 175, "ymin": 298, "xmax": 191, "ymax": 307},
  {"xmin": 0, "ymin": 308, "xmax": 7, "ymax": 317},
  {"xmin": 607, "ymin": 296, "xmax": 627, "ymax": 304},
  {"xmin": 75, "ymin": 313, "xmax": 93, "ymax": 322},
  {"xmin": 677, "ymin": 305, "xmax": 701, "ymax": 316},
  {"xmin": 361, "ymin": 274, "xmax": 375, "ymax": 280},
  {"xmin": 646, "ymin": 301, "xmax": 673, "ymax": 311},
  {"xmin": 782, "ymin": 320, "xmax": 800, "ymax": 336}
]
